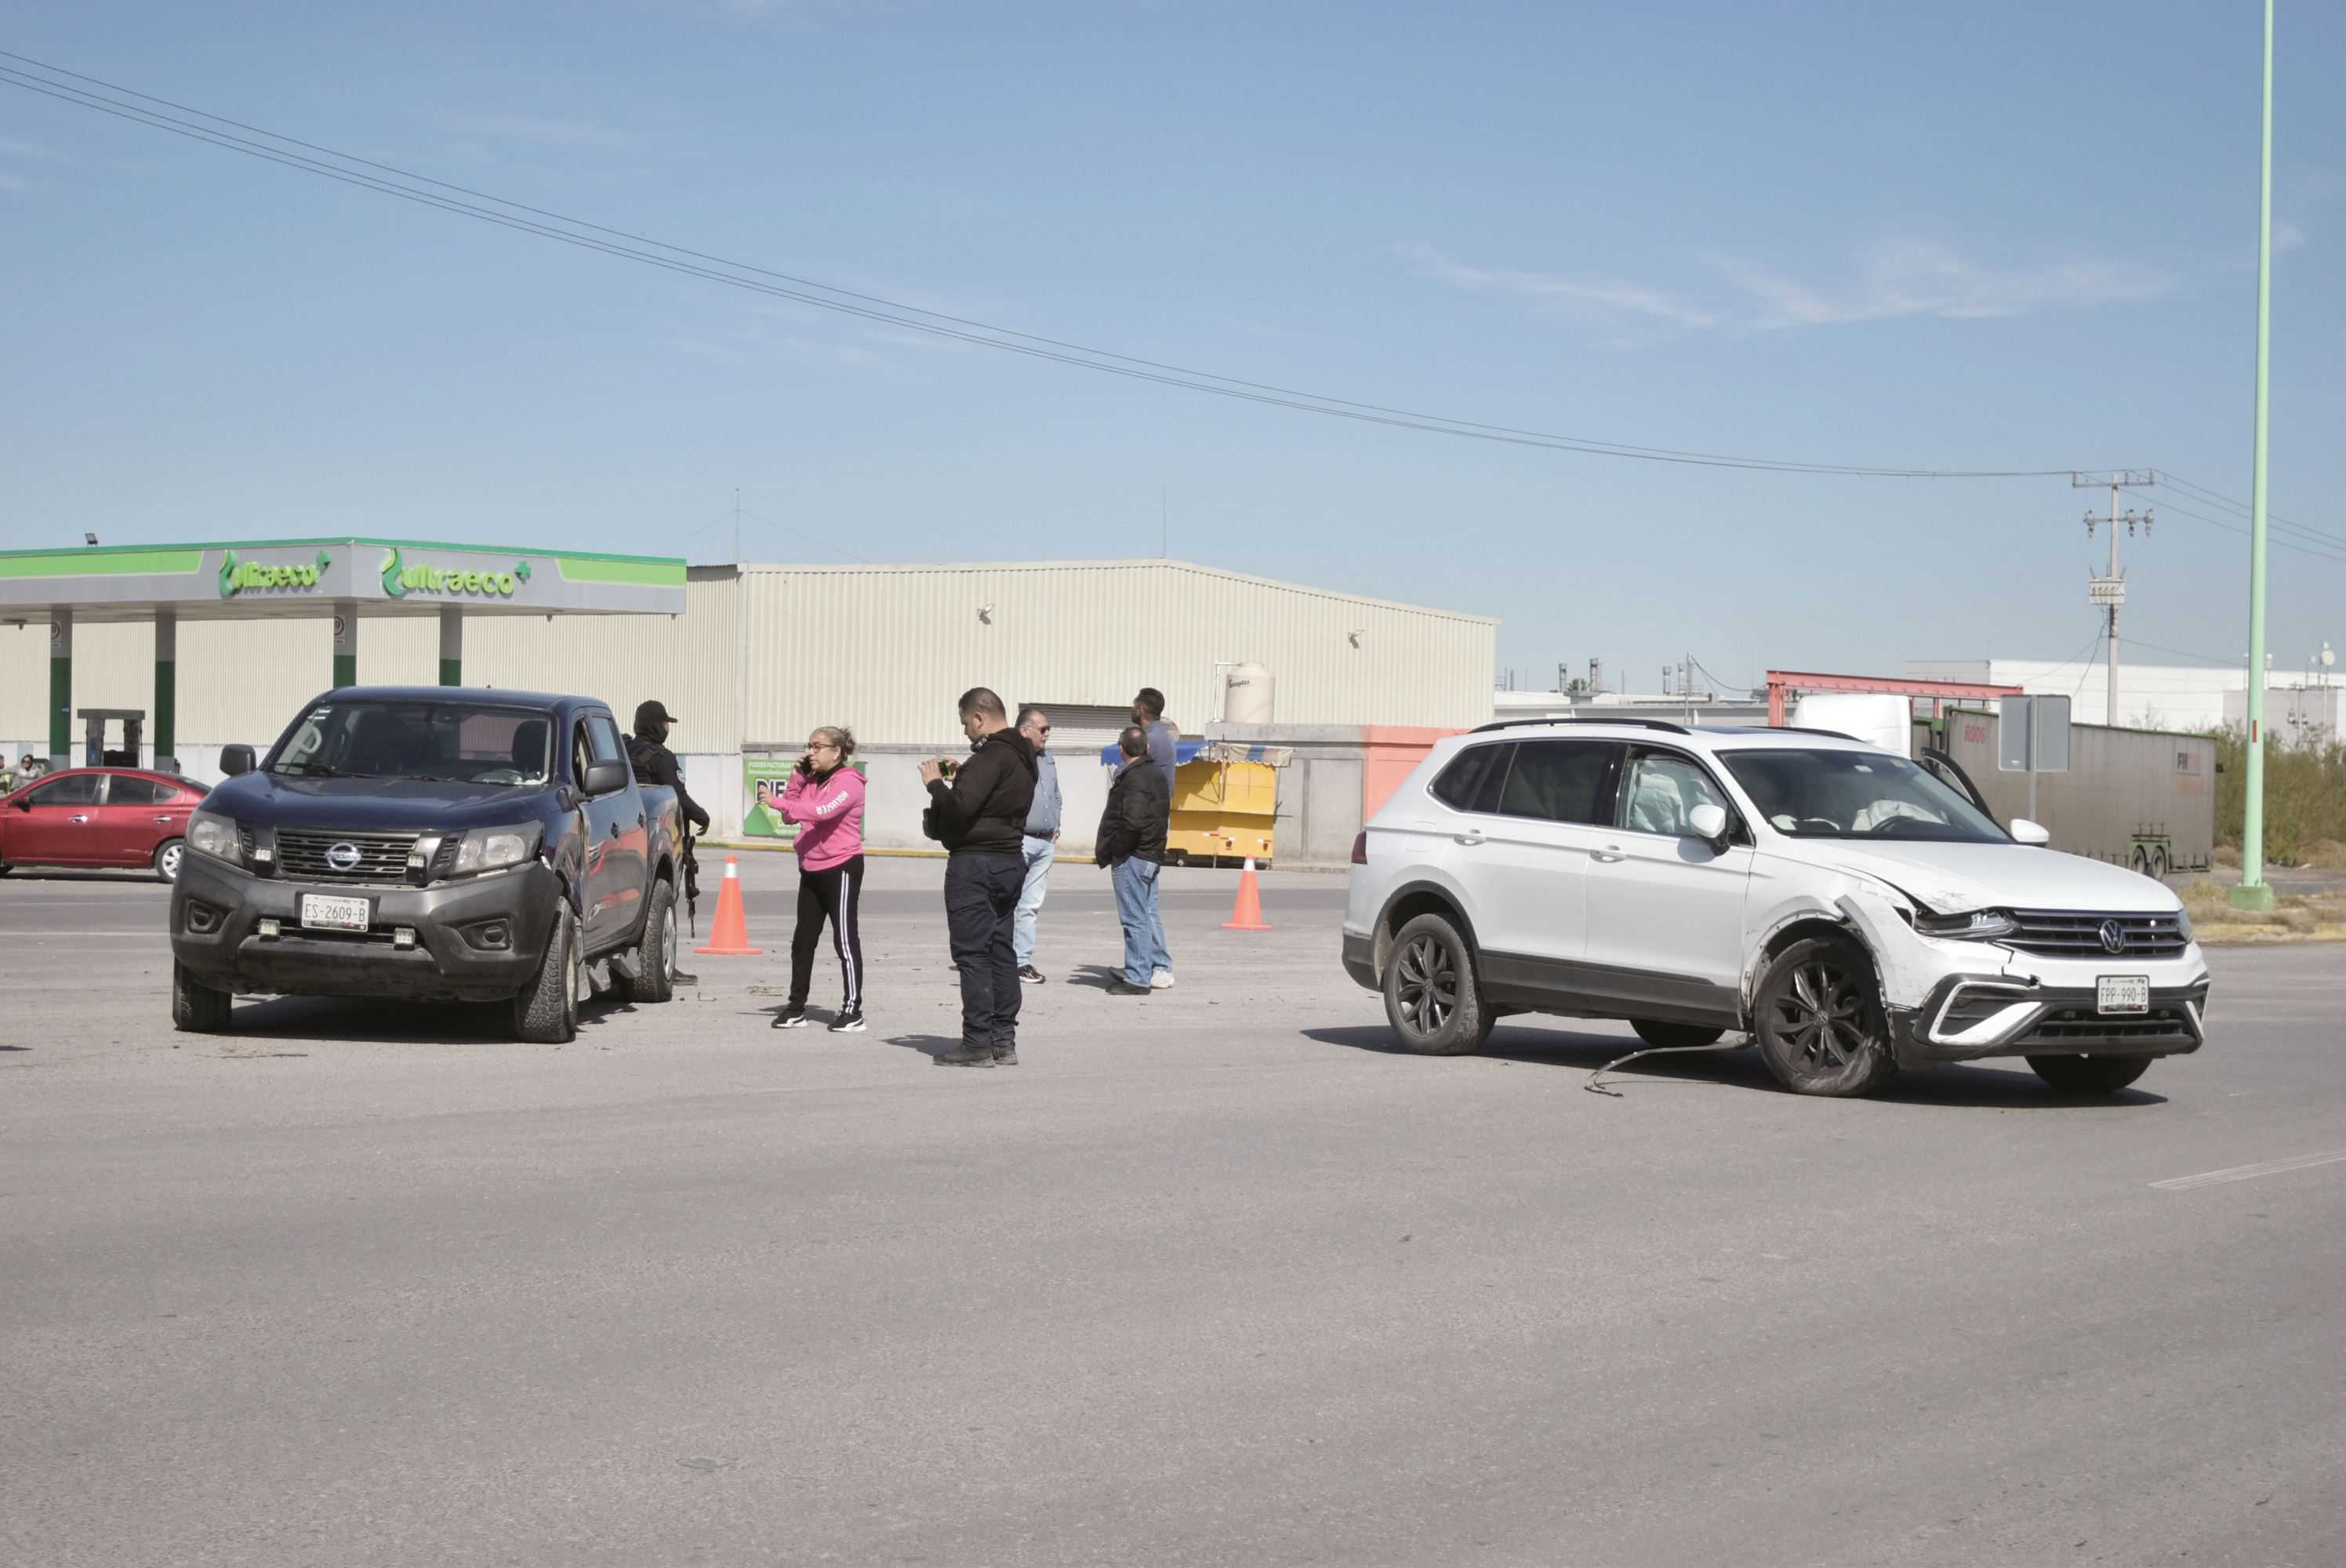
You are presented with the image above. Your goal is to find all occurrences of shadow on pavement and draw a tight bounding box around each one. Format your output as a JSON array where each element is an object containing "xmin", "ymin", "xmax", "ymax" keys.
[
  {"xmin": 885, "ymin": 1033, "xmax": 973, "ymax": 1062},
  {"xmin": 1062, "ymin": 964, "xmax": 1127, "ymax": 991},
  {"xmin": 221, "ymin": 992, "xmax": 632, "ymax": 1044},
  {"xmin": 1300, "ymin": 1024, "xmax": 2166, "ymax": 1108}
]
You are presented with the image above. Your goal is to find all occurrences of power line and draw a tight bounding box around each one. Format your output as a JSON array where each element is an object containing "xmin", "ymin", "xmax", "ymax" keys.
[
  {"xmin": 2141, "ymin": 493, "xmax": 2346, "ymax": 565},
  {"xmin": 2155, "ymin": 469, "xmax": 2346, "ymax": 549},
  {"xmin": 2122, "ymin": 636, "xmax": 2247, "ymax": 666},
  {"xmin": 0, "ymin": 51, "xmax": 2118, "ymax": 481}
]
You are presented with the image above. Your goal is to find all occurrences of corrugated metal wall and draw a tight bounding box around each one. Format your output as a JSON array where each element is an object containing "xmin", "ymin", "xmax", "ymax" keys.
[
  {"xmin": 738, "ymin": 560, "xmax": 1495, "ymax": 743},
  {"xmin": 4, "ymin": 561, "xmax": 1491, "ymax": 750}
]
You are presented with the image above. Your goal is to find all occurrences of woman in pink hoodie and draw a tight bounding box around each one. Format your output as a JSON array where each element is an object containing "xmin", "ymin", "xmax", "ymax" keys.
[{"xmin": 772, "ymin": 725, "xmax": 869, "ymax": 1032}]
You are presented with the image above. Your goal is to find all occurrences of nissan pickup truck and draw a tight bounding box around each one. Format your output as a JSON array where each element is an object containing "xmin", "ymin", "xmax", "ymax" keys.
[{"xmin": 169, "ymin": 686, "xmax": 688, "ymax": 1043}]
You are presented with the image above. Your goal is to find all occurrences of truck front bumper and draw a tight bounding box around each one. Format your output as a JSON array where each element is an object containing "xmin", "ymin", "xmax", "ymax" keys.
[{"xmin": 169, "ymin": 851, "xmax": 560, "ymax": 1004}]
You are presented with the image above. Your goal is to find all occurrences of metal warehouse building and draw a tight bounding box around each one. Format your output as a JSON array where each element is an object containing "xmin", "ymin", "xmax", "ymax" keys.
[{"xmin": 4, "ymin": 557, "xmax": 1497, "ymax": 851}]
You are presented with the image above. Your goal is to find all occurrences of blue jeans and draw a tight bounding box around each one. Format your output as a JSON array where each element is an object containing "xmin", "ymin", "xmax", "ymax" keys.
[
  {"xmin": 1013, "ymin": 834, "xmax": 1055, "ymax": 966},
  {"xmin": 1111, "ymin": 857, "xmax": 1170, "ymax": 985}
]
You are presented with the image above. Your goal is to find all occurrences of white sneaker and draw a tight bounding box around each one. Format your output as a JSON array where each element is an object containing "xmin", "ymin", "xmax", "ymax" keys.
[{"xmin": 1149, "ymin": 970, "xmax": 1175, "ymax": 990}]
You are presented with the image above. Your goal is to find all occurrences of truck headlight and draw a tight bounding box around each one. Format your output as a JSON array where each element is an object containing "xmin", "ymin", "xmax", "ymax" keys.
[
  {"xmin": 450, "ymin": 822, "xmax": 542, "ymax": 877},
  {"xmin": 1912, "ymin": 908, "xmax": 2018, "ymax": 941},
  {"xmin": 187, "ymin": 810, "xmax": 242, "ymax": 864}
]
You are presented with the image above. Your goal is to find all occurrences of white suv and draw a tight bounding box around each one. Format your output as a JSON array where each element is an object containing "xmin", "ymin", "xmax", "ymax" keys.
[{"xmin": 1341, "ymin": 720, "xmax": 2208, "ymax": 1097}]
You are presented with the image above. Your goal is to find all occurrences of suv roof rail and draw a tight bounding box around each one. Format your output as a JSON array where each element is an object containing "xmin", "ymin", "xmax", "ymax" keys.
[
  {"xmin": 1767, "ymin": 725, "xmax": 1861, "ymax": 742},
  {"xmin": 1470, "ymin": 717, "xmax": 1691, "ymax": 735}
]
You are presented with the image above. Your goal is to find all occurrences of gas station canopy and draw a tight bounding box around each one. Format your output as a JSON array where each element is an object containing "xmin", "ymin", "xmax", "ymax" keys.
[
  {"xmin": 2, "ymin": 537, "xmax": 685, "ymax": 768},
  {"xmin": 0, "ymin": 536, "xmax": 685, "ymax": 624}
]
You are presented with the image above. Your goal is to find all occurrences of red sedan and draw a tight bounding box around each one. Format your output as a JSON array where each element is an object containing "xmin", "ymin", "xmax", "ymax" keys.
[{"xmin": 0, "ymin": 768, "xmax": 211, "ymax": 882}]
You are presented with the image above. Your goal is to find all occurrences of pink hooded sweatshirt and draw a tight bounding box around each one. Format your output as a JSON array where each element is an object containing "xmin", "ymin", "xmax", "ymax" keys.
[{"xmin": 781, "ymin": 765, "xmax": 866, "ymax": 872}]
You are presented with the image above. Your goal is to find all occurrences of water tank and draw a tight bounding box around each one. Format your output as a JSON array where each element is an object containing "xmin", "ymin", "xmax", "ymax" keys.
[{"xmin": 1224, "ymin": 663, "xmax": 1276, "ymax": 725}]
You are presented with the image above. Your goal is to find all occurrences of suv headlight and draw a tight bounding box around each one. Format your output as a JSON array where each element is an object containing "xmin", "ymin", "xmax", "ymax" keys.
[
  {"xmin": 2175, "ymin": 905, "xmax": 2194, "ymax": 942},
  {"xmin": 449, "ymin": 822, "xmax": 542, "ymax": 877},
  {"xmin": 187, "ymin": 810, "xmax": 242, "ymax": 864},
  {"xmin": 1912, "ymin": 908, "xmax": 2018, "ymax": 941}
]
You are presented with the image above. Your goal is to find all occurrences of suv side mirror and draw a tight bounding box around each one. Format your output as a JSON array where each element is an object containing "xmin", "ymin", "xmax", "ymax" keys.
[
  {"xmin": 2010, "ymin": 818, "xmax": 2051, "ymax": 846},
  {"xmin": 1687, "ymin": 802, "xmax": 1730, "ymax": 846},
  {"xmin": 220, "ymin": 744, "xmax": 256, "ymax": 777},
  {"xmin": 582, "ymin": 759, "xmax": 630, "ymax": 797}
]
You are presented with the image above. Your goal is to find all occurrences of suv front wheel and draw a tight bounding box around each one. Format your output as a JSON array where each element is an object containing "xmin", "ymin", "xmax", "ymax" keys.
[
  {"xmin": 1382, "ymin": 912, "xmax": 1494, "ymax": 1055},
  {"xmin": 1752, "ymin": 935, "xmax": 1898, "ymax": 1097}
]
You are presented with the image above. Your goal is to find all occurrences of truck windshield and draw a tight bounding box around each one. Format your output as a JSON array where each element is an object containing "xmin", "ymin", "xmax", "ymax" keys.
[
  {"xmin": 1718, "ymin": 748, "xmax": 2008, "ymax": 844},
  {"xmin": 268, "ymin": 701, "xmax": 554, "ymax": 787}
]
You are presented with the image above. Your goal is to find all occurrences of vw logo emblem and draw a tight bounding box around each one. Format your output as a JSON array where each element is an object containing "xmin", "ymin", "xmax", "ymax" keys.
[
  {"xmin": 325, "ymin": 841, "xmax": 363, "ymax": 872},
  {"xmin": 2097, "ymin": 919, "xmax": 2126, "ymax": 956}
]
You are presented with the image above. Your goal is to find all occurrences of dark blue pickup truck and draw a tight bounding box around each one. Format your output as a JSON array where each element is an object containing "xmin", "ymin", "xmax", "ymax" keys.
[{"xmin": 169, "ymin": 687, "xmax": 688, "ymax": 1043}]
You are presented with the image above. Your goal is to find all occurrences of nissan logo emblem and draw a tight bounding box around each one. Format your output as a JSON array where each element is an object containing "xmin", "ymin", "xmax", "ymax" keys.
[
  {"xmin": 2097, "ymin": 919, "xmax": 2126, "ymax": 956},
  {"xmin": 325, "ymin": 841, "xmax": 363, "ymax": 872}
]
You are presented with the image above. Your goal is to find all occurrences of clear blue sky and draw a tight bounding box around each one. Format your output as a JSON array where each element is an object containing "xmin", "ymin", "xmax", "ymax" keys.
[{"xmin": 5, "ymin": 2, "xmax": 2342, "ymax": 692}]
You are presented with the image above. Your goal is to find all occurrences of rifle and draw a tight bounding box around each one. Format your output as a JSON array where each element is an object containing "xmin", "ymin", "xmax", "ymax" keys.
[{"xmin": 681, "ymin": 826, "xmax": 703, "ymax": 938}]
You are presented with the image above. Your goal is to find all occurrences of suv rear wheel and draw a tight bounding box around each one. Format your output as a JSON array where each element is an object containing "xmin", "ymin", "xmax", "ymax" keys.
[
  {"xmin": 1382, "ymin": 912, "xmax": 1493, "ymax": 1055},
  {"xmin": 2026, "ymin": 1054, "xmax": 2152, "ymax": 1094},
  {"xmin": 1752, "ymin": 935, "xmax": 1898, "ymax": 1097}
]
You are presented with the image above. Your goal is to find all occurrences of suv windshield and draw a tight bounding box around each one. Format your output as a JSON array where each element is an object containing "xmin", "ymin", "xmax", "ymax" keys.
[
  {"xmin": 267, "ymin": 701, "xmax": 554, "ymax": 787},
  {"xmin": 1719, "ymin": 748, "xmax": 2007, "ymax": 844}
]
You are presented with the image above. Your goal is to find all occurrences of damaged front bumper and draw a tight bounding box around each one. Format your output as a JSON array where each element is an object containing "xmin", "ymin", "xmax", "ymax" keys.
[{"xmin": 1836, "ymin": 891, "xmax": 2210, "ymax": 1068}]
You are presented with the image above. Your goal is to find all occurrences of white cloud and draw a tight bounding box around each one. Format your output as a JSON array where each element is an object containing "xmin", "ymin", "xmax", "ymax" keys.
[
  {"xmin": 2274, "ymin": 222, "xmax": 2308, "ymax": 254},
  {"xmin": 1711, "ymin": 239, "xmax": 2176, "ymax": 329},
  {"xmin": 0, "ymin": 171, "xmax": 27, "ymax": 194},
  {"xmin": 433, "ymin": 112, "xmax": 634, "ymax": 150},
  {"xmin": 1408, "ymin": 245, "xmax": 1719, "ymax": 332}
]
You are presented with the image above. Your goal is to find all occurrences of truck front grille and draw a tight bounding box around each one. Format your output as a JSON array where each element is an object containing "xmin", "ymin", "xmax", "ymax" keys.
[
  {"xmin": 2005, "ymin": 910, "xmax": 2188, "ymax": 960},
  {"xmin": 275, "ymin": 829, "xmax": 418, "ymax": 883}
]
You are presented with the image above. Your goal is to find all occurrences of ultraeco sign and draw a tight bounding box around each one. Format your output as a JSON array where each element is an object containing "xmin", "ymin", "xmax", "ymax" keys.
[
  {"xmin": 219, "ymin": 548, "xmax": 332, "ymax": 599},
  {"xmin": 379, "ymin": 546, "xmax": 531, "ymax": 601}
]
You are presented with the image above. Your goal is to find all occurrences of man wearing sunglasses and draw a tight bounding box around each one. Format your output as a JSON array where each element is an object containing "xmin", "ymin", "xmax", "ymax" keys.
[{"xmin": 1011, "ymin": 706, "xmax": 1061, "ymax": 983}]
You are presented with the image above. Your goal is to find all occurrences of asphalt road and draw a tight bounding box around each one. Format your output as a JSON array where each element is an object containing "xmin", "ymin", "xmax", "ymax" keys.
[{"xmin": 4, "ymin": 856, "xmax": 2341, "ymax": 1567}]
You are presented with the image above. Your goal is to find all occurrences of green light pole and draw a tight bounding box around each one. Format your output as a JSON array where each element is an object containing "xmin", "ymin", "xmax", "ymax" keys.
[{"xmin": 2231, "ymin": 0, "xmax": 2278, "ymax": 913}]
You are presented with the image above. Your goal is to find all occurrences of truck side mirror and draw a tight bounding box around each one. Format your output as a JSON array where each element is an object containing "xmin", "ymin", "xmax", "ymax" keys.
[
  {"xmin": 582, "ymin": 760, "xmax": 629, "ymax": 797},
  {"xmin": 220, "ymin": 745, "xmax": 256, "ymax": 777}
]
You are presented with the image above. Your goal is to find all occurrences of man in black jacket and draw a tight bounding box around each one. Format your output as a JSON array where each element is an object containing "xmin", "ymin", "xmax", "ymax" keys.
[
  {"xmin": 1095, "ymin": 724, "xmax": 1171, "ymax": 997},
  {"xmin": 627, "ymin": 700, "xmax": 710, "ymax": 985},
  {"xmin": 920, "ymin": 687, "xmax": 1037, "ymax": 1067},
  {"xmin": 627, "ymin": 701, "xmax": 711, "ymax": 834}
]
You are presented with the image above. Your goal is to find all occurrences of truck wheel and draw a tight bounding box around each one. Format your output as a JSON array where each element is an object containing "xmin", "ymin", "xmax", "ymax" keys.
[
  {"xmin": 2027, "ymin": 1054, "xmax": 2152, "ymax": 1094},
  {"xmin": 621, "ymin": 879, "xmax": 677, "ymax": 1004},
  {"xmin": 1632, "ymin": 1020, "xmax": 1726, "ymax": 1049},
  {"xmin": 514, "ymin": 903, "xmax": 579, "ymax": 1044},
  {"xmin": 172, "ymin": 961, "xmax": 231, "ymax": 1033},
  {"xmin": 1752, "ymin": 936, "xmax": 1898, "ymax": 1097},
  {"xmin": 154, "ymin": 839, "xmax": 186, "ymax": 884},
  {"xmin": 1382, "ymin": 912, "xmax": 1494, "ymax": 1055}
]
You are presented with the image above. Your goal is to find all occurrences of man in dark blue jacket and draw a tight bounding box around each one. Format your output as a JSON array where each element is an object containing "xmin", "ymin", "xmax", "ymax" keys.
[
  {"xmin": 921, "ymin": 688, "xmax": 1037, "ymax": 1066},
  {"xmin": 1095, "ymin": 724, "xmax": 1171, "ymax": 997}
]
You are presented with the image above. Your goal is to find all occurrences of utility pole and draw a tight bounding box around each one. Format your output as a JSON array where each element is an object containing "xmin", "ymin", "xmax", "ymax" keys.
[
  {"xmin": 2075, "ymin": 470, "xmax": 2154, "ymax": 726},
  {"xmin": 2234, "ymin": 0, "xmax": 2279, "ymax": 911}
]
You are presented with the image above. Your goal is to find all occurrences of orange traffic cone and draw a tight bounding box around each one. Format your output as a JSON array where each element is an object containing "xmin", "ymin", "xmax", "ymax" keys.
[
  {"xmin": 694, "ymin": 854, "xmax": 764, "ymax": 955},
  {"xmin": 1222, "ymin": 857, "xmax": 1273, "ymax": 931}
]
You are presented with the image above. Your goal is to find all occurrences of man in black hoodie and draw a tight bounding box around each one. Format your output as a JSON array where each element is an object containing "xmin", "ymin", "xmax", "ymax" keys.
[{"xmin": 920, "ymin": 687, "xmax": 1037, "ymax": 1067}]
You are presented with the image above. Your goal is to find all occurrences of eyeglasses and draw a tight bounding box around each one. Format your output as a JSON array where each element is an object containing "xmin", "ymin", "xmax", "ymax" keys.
[
  {"xmin": 808, "ymin": 741, "xmax": 839, "ymax": 751},
  {"xmin": 1033, "ymin": 725, "xmax": 1051, "ymax": 735}
]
